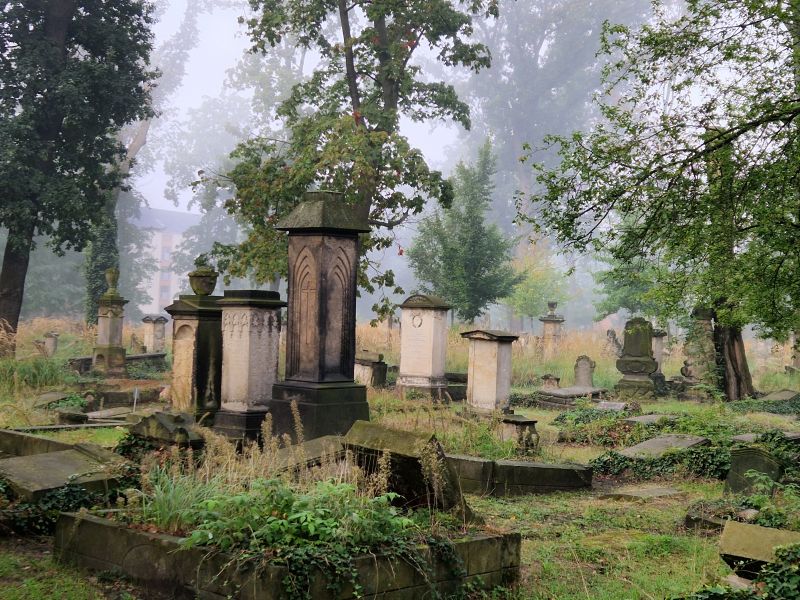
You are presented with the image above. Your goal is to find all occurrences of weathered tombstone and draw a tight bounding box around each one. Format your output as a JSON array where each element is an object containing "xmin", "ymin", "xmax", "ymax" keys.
[
  {"xmin": 574, "ymin": 355, "xmax": 595, "ymax": 388},
  {"xmin": 344, "ymin": 421, "xmax": 474, "ymax": 520},
  {"xmin": 270, "ymin": 192, "xmax": 370, "ymax": 440},
  {"xmin": 650, "ymin": 329, "xmax": 668, "ymax": 395},
  {"xmin": 619, "ymin": 434, "xmax": 709, "ymax": 459},
  {"xmin": 397, "ymin": 293, "xmax": 451, "ymax": 399},
  {"xmin": 536, "ymin": 356, "xmax": 606, "ymax": 407},
  {"xmin": 213, "ymin": 290, "xmax": 286, "ymax": 441},
  {"xmin": 724, "ymin": 447, "xmax": 784, "ymax": 495},
  {"xmin": 719, "ymin": 521, "xmax": 800, "ymax": 578},
  {"xmin": 538, "ymin": 301, "xmax": 565, "ymax": 357},
  {"xmin": 354, "ymin": 351, "xmax": 388, "ymax": 388},
  {"xmin": 541, "ymin": 374, "xmax": 560, "ymax": 390},
  {"xmin": 680, "ymin": 307, "xmax": 717, "ymax": 385},
  {"xmin": 164, "ymin": 270, "xmax": 222, "ymax": 422},
  {"xmin": 129, "ymin": 332, "xmax": 147, "ymax": 355},
  {"xmin": 92, "ymin": 268, "xmax": 128, "ymax": 377},
  {"xmin": 43, "ymin": 332, "xmax": 59, "ymax": 358},
  {"xmin": 141, "ymin": 314, "xmax": 168, "ymax": 353},
  {"xmin": 130, "ymin": 412, "xmax": 204, "ymax": 448},
  {"xmin": 596, "ymin": 401, "xmax": 629, "ymax": 412},
  {"xmin": 604, "ymin": 329, "xmax": 623, "ymax": 357},
  {"xmin": 461, "ymin": 329, "xmax": 518, "ymax": 412},
  {"xmin": 498, "ymin": 414, "xmax": 539, "ymax": 455},
  {"xmin": 615, "ymin": 318, "xmax": 658, "ymax": 398}
]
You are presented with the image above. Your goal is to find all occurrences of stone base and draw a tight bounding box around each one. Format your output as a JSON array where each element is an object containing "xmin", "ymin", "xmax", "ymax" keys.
[
  {"xmin": 212, "ymin": 407, "xmax": 270, "ymax": 442},
  {"xmin": 650, "ymin": 373, "xmax": 668, "ymax": 396},
  {"xmin": 92, "ymin": 346, "xmax": 127, "ymax": 378},
  {"xmin": 270, "ymin": 381, "xmax": 368, "ymax": 442},
  {"xmin": 615, "ymin": 376, "xmax": 655, "ymax": 401},
  {"xmin": 396, "ymin": 377, "xmax": 449, "ymax": 401}
]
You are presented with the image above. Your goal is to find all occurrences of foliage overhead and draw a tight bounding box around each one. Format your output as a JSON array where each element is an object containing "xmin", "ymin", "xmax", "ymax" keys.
[
  {"xmin": 212, "ymin": 0, "xmax": 498, "ymax": 317},
  {"xmin": 503, "ymin": 239, "xmax": 566, "ymax": 321},
  {"xmin": 520, "ymin": 0, "xmax": 800, "ymax": 338},
  {"xmin": 407, "ymin": 140, "xmax": 520, "ymax": 322}
]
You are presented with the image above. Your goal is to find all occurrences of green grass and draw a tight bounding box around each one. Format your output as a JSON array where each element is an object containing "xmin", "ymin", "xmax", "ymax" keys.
[{"xmin": 34, "ymin": 427, "xmax": 127, "ymax": 448}]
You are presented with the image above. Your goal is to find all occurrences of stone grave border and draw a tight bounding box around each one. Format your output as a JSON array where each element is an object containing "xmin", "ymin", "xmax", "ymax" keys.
[{"xmin": 55, "ymin": 512, "xmax": 521, "ymax": 599}]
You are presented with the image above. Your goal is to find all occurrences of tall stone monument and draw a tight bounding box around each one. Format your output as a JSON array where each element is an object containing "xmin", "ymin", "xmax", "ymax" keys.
[
  {"xmin": 651, "ymin": 329, "xmax": 668, "ymax": 395},
  {"xmin": 213, "ymin": 290, "xmax": 286, "ymax": 441},
  {"xmin": 141, "ymin": 314, "xmax": 168, "ymax": 353},
  {"xmin": 92, "ymin": 268, "xmax": 127, "ymax": 377},
  {"xmin": 164, "ymin": 267, "xmax": 223, "ymax": 422},
  {"xmin": 43, "ymin": 332, "xmax": 59, "ymax": 358},
  {"xmin": 461, "ymin": 330, "xmax": 518, "ymax": 412},
  {"xmin": 397, "ymin": 294, "xmax": 451, "ymax": 399},
  {"xmin": 680, "ymin": 308, "xmax": 717, "ymax": 385},
  {"xmin": 539, "ymin": 301, "xmax": 565, "ymax": 357},
  {"xmin": 270, "ymin": 191, "xmax": 370, "ymax": 440},
  {"xmin": 615, "ymin": 317, "xmax": 658, "ymax": 398}
]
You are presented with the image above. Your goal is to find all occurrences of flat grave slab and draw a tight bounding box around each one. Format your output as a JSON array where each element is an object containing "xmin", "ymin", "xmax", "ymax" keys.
[
  {"xmin": 622, "ymin": 414, "xmax": 677, "ymax": 426},
  {"xmin": 719, "ymin": 520, "xmax": 800, "ymax": 577},
  {"xmin": 600, "ymin": 486, "xmax": 683, "ymax": 501},
  {"xmin": 0, "ymin": 443, "xmax": 128, "ymax": 500},
  {"xmin": 732, "ymin": 431, "xmax": 800, "ymax": 444},
  {"xmin": 619, "ymin": 434, "xmax": 709, "ymax": 459},
  {"xmin": 596, "ymin": 401, "xmax": 628, "ymax": 412},
  {"xmin": 759, "ymin": 389, "xmax": 799, "ymax": 402}
]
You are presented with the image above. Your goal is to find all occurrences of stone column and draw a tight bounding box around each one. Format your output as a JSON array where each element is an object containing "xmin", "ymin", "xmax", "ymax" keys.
[
  {"xmin": 213, "ymin": 290, "xmax": 286, "ymax": 441},
  {"xmin": 142, "ymin": 314, "xmax": 168, "ymax": 353},
  {"xmin": 43, "ymin": 332, "xmax": 59, "ymax": 358},
  {"xmin": 650, "ymin": 329, "xmax": 668, "ymax": 395},
  {"xmin": 538, "ymin": 301, "xmax": 565, "ymax": 358},
  {"xmin": 615, "ymin": 317, "xmax": 657, "ymax": 398},
  {"xmin": 397, "ymin": 294, "xmax": 451, "ymax": 399},
  {"xmin": 680, "ymin": 307, "xmax": 717, "ymax": 385},
  {"xmin": 164, "ymin": 271, "xmax": 222, "ymax": 422},
  {"xmin": 270, "ymin": 191, "xmax": 370, "ymax": 440},
  {"xmin": 92, "ymin": 268, "xmax": 128, "ymax": 377},
  {"xmin": 461, "ymin": 330, "xmax": 518, "ymax": 412}
]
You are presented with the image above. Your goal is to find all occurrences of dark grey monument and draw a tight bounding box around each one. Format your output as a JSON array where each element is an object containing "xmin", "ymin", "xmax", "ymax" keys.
[{"xmin": 270, "ymin": 191, "xmax": 370, "ymax": 441}]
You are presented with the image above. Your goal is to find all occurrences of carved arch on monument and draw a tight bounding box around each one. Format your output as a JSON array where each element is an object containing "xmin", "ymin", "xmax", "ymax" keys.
[
  {"xmin": 289, "ymin": 247, "xmax": 317, "ymax": 378},
  {"xmin": 324, "ymin": 247, "xmax": 352, "ymax": 378}
]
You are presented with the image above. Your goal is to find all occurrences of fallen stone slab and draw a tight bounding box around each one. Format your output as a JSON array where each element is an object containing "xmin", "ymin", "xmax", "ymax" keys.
[
  {"xmin": 0, "ymin": 444, "xmax": 128, "ymax": 501},
  {"xmin": 271, "ymin": 435, "xmax": 344, "ymax": 473},
  {"xmin": 600, "ymin": 486, "xmax": 684, "ymax": 501},
  {"xmin": 619, "ymin": 434, "xmax": 709, "ymax": 459},
  {"xmin": 732, "ymin": 431, "xmax": 800, "ymax": 444},
  {"xmin": 447, "ymin": 454, "xmax": 495, "ymax": 495},
  {"xmin": 759, "ymin": 389, "xmax": 800, "ymax": 403},
  {"xmin": 56, "ymin": 408, "xmax": 89, "ymax": 425},
  {"xmin": 86, "ymin": 406, "xmax": 134, "ymax": 420},
  {"xmin": 719, "ymin": 520, "xmax": 800, "ymax": 577},
  {"xmin": 596, "ymin": 401, "xmax": 628, "ymax": 412},
  {"xmin": 684, "ymin": 510, "xmax": 728, "ymax": 532},
  {"xmin": 622, "ymin": 414, "xmax": 677, "ymax": 426},
  {"xmin": 12, "ymin": 423, "xmax": 129, "ymax": 433},
  {"xmin": 129, "ymin": 412, "xmax": 203, "ymax": 448},
  {"xmin": 494, "ymin": 460, "xmax": 593, "ymax": 496},
  {"xmin": 33, "ymin": 391, "xmax": 71, "ymax": 409},
  {"xmin": 0, "ymin": 429, "xmax": 73, "ymax": 456}
]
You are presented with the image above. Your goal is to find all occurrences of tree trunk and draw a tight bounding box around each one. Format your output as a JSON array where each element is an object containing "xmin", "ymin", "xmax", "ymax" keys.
[
  {"xmin": 713, "ymin": 324, "xmax": 755, "ymax": 401},
  {"xmin": 84, "ymin": 198, "xmax": 120, "ymax": 324},
  {"xmin": 0, "ymin": 223, "xmax": 36, "ymax": 357}
]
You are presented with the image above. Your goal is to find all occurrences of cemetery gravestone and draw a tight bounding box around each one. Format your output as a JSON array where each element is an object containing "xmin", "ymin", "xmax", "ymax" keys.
[
  {"xmin": 538, "ymin": 301, "xmax": 565, "ymax": 358},
  {"xmin": 142, "ymin": 314, "xmax": 168, "ymax": 353},
  {"xmin": 680, "ymin": 308, "xmax": 717, "ymax": 386},
  {"xmin": 92, "ymin": 268, "xmax": 128, "ymax": 377},
  {"xmin": 725, "ymin": 447, "xmax": 784, "ymax": 495},
  {"xmin": 354, "ymin": 352, "xmax": 388, "ymax": 388},
  {"xmin": 397, "ymin": 293, "xmax": 451, "ymax": 399},
  {"xmin": 719, "ymin": 521, "xmax": 800, "ymax": 578},
  {"xmin": 270, "ymin": 192, "xmax": 370, "ymax": 440},
  {"xmin": 615, "ymin": 318, "xmax": 658, "ymax": 398},
  {"xmin": 213, "ymin": 290, "xmax": 286, "ymax": 441},
  {"xmin": 164, "ymin": 273, "xmax": 223, "ymax": 421},
  {"xmin": 650, "ymin": 329, "xmax": 668, "ymax": 395},
  {"xmin": 619, "ymin": 434, "xmax": 709, "ymax": 459},
  {"xmin": 461, "ymin": 330, "xmax": 518, "ymax": 412},
  {"xmin": 43, "ymin": 332, "xmax": 59, "ymax": 358},
  {"xmin": 537, "ymin": 356, "xmax": 606, "ymax": 407}
]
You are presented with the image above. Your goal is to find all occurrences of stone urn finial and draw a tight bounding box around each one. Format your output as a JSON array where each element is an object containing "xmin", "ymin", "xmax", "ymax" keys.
[
  {"xmin": 104, "ymin": 267, "xmax": 120, "ymax": 295},
  {"xmin": 187, "ymin": 254, "xmax": 219, "ymax": 296}
]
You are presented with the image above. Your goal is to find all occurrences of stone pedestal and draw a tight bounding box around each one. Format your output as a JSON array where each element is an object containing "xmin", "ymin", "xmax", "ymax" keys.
[
  {"xmin": 461, "ymin": 330, "xmax": 518, "ymax": 412},
  {"xmin": 92, "ymin": 268, "xmax": 128, "ymax": 377},
  {"xmin": 164, "ymin": 291, "xmax": 222, "ymax": 423},
  {"xmin": 538, "ymin": 301, "xmax": 565, "ymax": 358},
  {"xmin": 354, "ymin": 352, "xmax": 388, "ymax": 388},
  {"xmin": 43, "ymin": 332, "xmax": 59, "ymax": 358},
  {"xmin": 142, "ymin": 314, "xmax": 168, "ymax": 353},
  {"xmin": 615, "ymin": 318, "xmax": 658, "ymax": 399},
  {"xmin": 651, "ymin": 329, "xmax": 668, "ymax": 395},
  {"xmin": 213, "ymin": 290, "xmax": 286, "ymax": 441},
  {"xmin": 269, "ymin": 192, "xmax": 370, "ymax": 441},
  {"xmin": 397, "ymin": 294, "xmax": 451, "ymax": 399}
]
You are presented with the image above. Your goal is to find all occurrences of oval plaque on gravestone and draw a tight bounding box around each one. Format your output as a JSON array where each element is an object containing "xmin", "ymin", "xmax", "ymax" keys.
[{"xmin": 724, "ymin": 447, "xmax": 784, "ymax": 496}]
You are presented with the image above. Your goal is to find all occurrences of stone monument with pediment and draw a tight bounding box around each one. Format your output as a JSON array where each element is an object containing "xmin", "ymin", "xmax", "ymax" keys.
[
  {"xmin": 269, "ymin": 191, "xmax": 370, "ymax": 441},
  {"xmin": 397, "ymin": 294, "xmax": 451, "ymax": 399},
  {"xmin": 538, "ymin": 301, "xmax": 565, "ymax": 357},
  {"xmin": 461, "ymin": 329, "xmax": 518, "ymax": 412},
  {"xmin": 92, "ymin": 268, "xmax": 127, "ymax": 377},
  {"xmin": 615, "ymin": 317, "xmax": 658, "ymax": 398}
]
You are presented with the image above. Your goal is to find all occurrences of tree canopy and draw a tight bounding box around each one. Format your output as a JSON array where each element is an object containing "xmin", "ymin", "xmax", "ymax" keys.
[
  {"xmin": 407, "ymin": 140, "xmax": 519, "ymax": 322},
  {"xmin": 522, "ymin": 0, "xmax": 800, "ymax": 341}
]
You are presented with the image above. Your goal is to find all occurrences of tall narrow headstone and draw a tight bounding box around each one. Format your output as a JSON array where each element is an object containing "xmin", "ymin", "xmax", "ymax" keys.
[
  {"xmin": 270, "ymin": 191, "xmax": 370, "ymax": 440},
  {"xmin": 164, "ymin": 270, "xmax": 222, "ymax": 422},
  {"xmin": 213, "ymin": 290, "xmax": 286, "ymax": 441},
  {"xmin": 538, "ymin": 301, "xmax": 565, "ymax": 357},
  {"xmin": 43, "ymin": 332, "xmax": 59, "ymax": 358},
  {"xmin": 651, "ymin": 329, "xmax": 668, "ymax": 395},
  {"xmin": 397, "ymin": 294, "xmax": 451, "ymax": 399},
  {"xmin": 92, "ymin": 268, "xmax": 128, "ymax": 377},
  {"xmin": 680, "ymin": 308, "xmax": 717, "ymax": 385},
  {"xmin": 615, "ymin": 318, "xmax": 658, "ymax": 398},
  {"xmin": 142, "ymin": 314, "xmax": 168, "ymax": 353},
  {"xmin": 461, "ymin": 330, "xmax": 518, "ymax": 412}
]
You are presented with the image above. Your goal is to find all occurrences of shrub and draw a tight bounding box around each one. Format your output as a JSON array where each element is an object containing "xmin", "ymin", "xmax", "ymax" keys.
[{"xmin": 591, "ymin": 445, "xmax": 731, "ymax": 480}]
